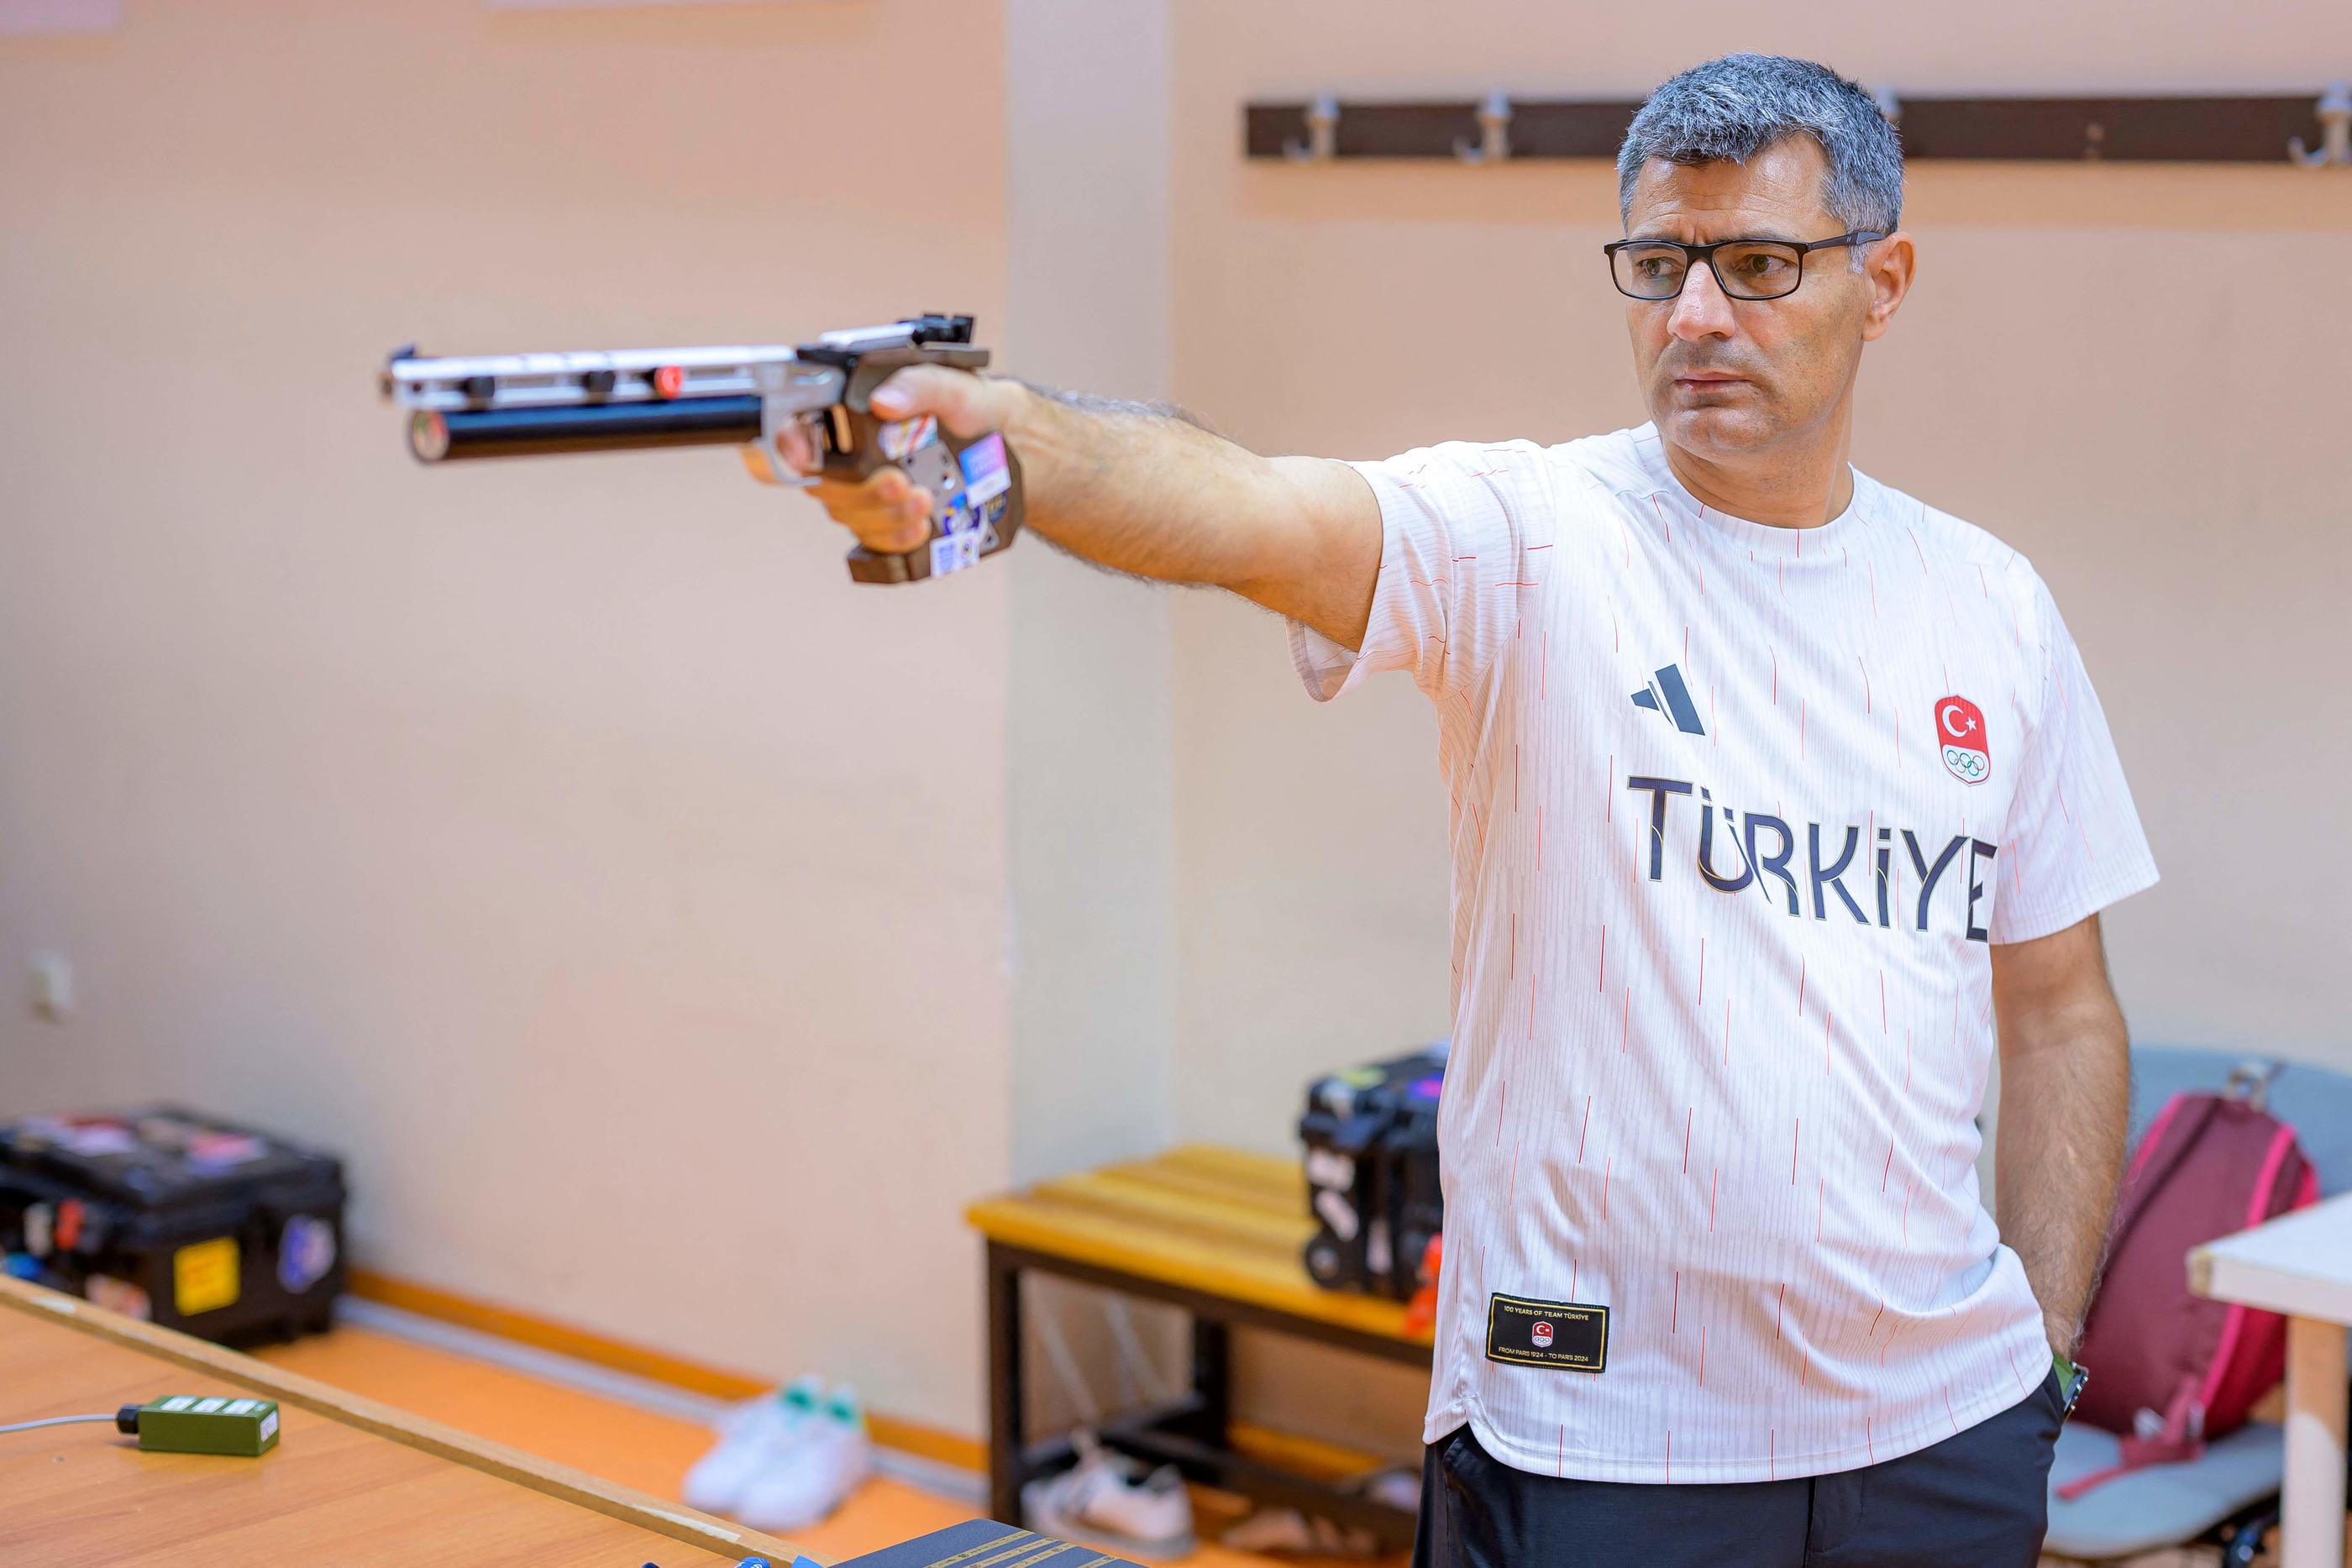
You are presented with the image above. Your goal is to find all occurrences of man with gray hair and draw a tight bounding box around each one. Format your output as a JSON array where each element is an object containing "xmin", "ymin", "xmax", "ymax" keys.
[{"xmin": 790, "ymin": 51, "xmax": 2153, "ymax": 1567}]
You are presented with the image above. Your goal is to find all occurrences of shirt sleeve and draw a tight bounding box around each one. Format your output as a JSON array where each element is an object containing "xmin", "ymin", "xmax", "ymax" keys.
[
  {"xmin": 1287, "ymin": 440, "xmax": 1549, "ymax": 706},
  {"xmin": 1988, "ymin": 580, "xmax": 2160, "ymax": 943}
]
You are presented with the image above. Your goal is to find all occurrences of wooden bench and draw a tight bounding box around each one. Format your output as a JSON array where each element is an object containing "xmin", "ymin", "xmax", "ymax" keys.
[{"xmin": 965, "ymin": 1144, "xmax": 1432, "ymax": 1550}]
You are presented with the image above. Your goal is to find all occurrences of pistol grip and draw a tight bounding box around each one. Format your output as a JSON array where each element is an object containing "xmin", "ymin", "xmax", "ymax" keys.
[{"xmin": 823, "ymin": 375, "xmax": 1023, "ymax": 585}]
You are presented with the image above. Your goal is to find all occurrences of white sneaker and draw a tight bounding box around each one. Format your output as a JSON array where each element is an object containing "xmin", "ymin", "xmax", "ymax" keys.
[
  {"xmin": 1021, "ymin": 1431, "xmax": 1195, "ymax": 1560},
  {"xmin": 733, "ymin": 1384, "xmax": 873, "ymax": 1534},
  {"xmin": 681, "ymin": 1375, "xmax": 822, "ymax": 1516}
]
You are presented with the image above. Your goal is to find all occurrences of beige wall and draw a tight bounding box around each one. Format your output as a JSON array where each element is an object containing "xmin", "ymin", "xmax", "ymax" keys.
[
  {"xmin": 1166, "ymin": 1, "xmax": 2352, "ymax": 1166},
  {"xmin": 6, "ymin": 0, "xmax": 2347, "ymax": 1454},
  {"xmin": 1005, "ymin": 0, "xmax": 1178, "ymax": 1184},
  {"xmin": 0, "ymin": 0, "xmax": 1021, "ymax": 1430}
]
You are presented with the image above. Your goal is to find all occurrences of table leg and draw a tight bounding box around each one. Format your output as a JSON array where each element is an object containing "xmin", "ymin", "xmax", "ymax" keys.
[
  {"xmin": 986, "ymin": 1244, "xmax": 1026, "ymax": 1529},
  {"xmin": 1190, "ymin": 1314, "xmax": 1232, "ymax": 1445},
  {"xmin": 2280, "ymin": 1314, "xmax": 2349, "ymax": 1568}
]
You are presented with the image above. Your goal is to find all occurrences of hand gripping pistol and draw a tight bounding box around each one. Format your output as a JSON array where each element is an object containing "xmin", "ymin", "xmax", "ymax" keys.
[{"xmin": 380, "ymin": 314, "xmax": 1022, "ymax": 584}]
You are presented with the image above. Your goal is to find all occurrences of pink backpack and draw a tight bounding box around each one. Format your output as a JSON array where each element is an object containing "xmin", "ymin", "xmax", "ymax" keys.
[{"xmin": 2058, "ymin": 1064, "xmax": 2320, "ymax": 1499}]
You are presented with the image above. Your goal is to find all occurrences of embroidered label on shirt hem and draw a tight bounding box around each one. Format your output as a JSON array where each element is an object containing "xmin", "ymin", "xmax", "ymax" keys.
[{"xmin": 1485, "ymin": 1293, "xmax": 1607, "ymax": 1372}]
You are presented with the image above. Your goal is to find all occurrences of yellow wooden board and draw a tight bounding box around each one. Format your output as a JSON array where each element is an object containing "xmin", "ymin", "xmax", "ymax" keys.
[{"xmin": 966, "ymin": 1143, "xmax": 1430, "ymax": 1347}]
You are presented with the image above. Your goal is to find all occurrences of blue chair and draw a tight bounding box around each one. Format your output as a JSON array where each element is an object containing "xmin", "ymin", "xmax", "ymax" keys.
[{"xmin": 2041, "ymin": 1046, "xmax": 2352, "ymax": 1565}]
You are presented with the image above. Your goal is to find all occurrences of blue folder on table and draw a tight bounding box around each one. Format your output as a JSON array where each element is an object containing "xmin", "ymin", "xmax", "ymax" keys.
[{"xmin": 776, "ymin": 1518, "xmax": 1147, "ymax": 1568}]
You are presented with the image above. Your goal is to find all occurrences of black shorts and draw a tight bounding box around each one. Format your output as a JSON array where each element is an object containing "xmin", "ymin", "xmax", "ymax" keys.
[{"xmin": 1415, "ymin": 1371, "xmax": 2066, "ymax": 1568}]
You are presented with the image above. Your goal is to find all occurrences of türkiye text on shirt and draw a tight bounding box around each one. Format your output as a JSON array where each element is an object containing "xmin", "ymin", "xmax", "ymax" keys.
[{"xmin": 1626, "ymin": 777, "xmax": 1999, "ymax": 941}]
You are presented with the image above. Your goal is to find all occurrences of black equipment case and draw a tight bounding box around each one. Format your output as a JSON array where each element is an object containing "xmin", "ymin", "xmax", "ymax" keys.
[
  {"xmin": 0, "ymin": 1107, "xmax": 348, "ymax": 1344},
  {"xmin": 1298, "ymin": 1044, "xmax": 1446, "ymax": 1299}
]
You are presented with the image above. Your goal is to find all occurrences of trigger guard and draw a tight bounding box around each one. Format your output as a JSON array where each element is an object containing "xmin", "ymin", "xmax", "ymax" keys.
[
  {"xmin": 741, "ymin": 430, "xmax": 814, "ymax": 489},
  {"xmin": 749, "ymin": 368, "xmax": 822, "ymax": 487}
]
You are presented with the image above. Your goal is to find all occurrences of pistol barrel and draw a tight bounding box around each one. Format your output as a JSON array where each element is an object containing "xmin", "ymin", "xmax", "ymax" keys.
[{"xmin": 408, "ymin": 396, "xmax": 765, "ymax": 463}]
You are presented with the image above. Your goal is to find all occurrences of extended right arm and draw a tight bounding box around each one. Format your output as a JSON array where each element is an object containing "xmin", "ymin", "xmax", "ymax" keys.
[{"xmin": 781, "ymin": 366, "xmax": 1383, "ymax": 650}]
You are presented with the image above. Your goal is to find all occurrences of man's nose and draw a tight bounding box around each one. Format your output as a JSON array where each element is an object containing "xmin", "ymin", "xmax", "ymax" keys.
[{"xmin": 1667, "ymin": 259, "xmax": 1738, "ymax": 340}]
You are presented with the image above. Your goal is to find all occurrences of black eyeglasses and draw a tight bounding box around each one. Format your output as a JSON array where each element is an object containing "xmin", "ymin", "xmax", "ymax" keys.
[{"xmin": 1604, "ymin": 231, "xmax": 1884, "ymax": 301}]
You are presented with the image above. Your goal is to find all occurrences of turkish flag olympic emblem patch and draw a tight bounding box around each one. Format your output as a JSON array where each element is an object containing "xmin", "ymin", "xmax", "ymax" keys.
[
  {"xmin": 1486, "ymin": 1293, "xmax": 1607, "ymax": 1371},
  {"xmin": 1936, "ymin": 695, "xmax": 1991, "ymax": 784}
]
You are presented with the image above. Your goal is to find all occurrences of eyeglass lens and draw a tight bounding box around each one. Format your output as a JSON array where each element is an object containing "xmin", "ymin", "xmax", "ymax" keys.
[{"xmin": 1613, "ymin": 241, "xmax": 1808, "ymax": 301}]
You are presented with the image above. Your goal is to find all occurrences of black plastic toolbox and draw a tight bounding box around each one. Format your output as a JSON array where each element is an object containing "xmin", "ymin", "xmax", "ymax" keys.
[
  {"xmin": 1298, "ymin": 1044, "xmax": 1445, "ymax": 1299},
  {"xmin": 0, "ymin": 1107, "xmax": 347, "ymax": 1344}
]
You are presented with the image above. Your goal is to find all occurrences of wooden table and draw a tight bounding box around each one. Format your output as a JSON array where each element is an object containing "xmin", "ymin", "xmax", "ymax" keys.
[
  {"xmin": 965, "ymin": 1144, "xmax": 1431, "ymax": 1550},
  {"xmin": 2192, "ymin": 1191, "xmax": 2352, "ymax": 1568},
  {"xmin": 0, "ymin": 1273, "xmax": 802, "ymax": 1566}
]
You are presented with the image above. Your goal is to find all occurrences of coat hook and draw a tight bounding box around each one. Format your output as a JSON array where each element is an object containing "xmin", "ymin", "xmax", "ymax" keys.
[
  {"xmin": 1869, "ymin": 84, "xmax": 1902, "ymax": 126},
  {"xmin": 2290, "ymin": 81, "xmax": 2351, "ymax": 167},
  {"xmin": 1284, "ymin": 93, "xmax": 1340, "ymax": 163},
  {"xmin": 1455, "ymin": 89, "xmax": 1514, "ymax": 165}
]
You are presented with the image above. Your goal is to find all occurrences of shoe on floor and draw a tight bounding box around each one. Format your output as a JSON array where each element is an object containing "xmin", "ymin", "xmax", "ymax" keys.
[
  {"xmin": 1021, "ymin": 1430, "xmax": 1196, "ymax": 1560},
  {"xmin": 1221, "ymin": 1505, "xmax": 1380, "ymax": 1556},
  {"xmin": 682, "ymin": 1374, "xmax": 823, "ymax": 1516},
  {"xmin": 733, "ymin": 1384, "xmax": 874, "ymax": 1534}
]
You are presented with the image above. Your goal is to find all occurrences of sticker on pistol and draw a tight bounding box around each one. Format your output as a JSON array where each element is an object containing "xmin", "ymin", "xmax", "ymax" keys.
[
  {"xmin": 876, "ymin": 415, "xmax": 938, "ymax": 462},
  {"xmin": 958, "ymin": 432, "xmax": 1011, "ymax": 506},
  {"xmin": 930, "ymin": 531, "xmax": 983, "ymax": 578},
  {"xmin": 1486, "ymin": 1293, "xmax": 1608, "ymax": 1373}
]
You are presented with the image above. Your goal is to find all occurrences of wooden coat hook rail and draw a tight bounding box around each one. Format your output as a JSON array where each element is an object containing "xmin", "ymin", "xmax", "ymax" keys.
[{"xmin": 1247, "ymin": 82, "xmax": 2352, "ymax": 167}]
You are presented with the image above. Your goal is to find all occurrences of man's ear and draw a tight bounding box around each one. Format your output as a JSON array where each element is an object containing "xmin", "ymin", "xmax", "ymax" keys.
[{"xmin": 1860, "ymin": 230, "xmax": 1916, "ymax": 343}]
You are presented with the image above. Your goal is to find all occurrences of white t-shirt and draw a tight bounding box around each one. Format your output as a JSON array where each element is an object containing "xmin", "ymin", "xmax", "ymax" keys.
[{"xmin": 1289, "ymin": 423, "xmax": 2157, "ymax": 1485}]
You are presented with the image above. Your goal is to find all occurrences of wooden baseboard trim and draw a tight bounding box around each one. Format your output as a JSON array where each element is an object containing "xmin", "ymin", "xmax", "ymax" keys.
[
  {"xmin": 862, "ymin": 1413, "xmax": 986, "ymax": 1476},
  {"xmin": 344, "ymin": 1268, "xmax": 986, "ymax": 1474},
  {"xmin": 345, "ymin": 1269, "xmax": 765, "ymax": 1399}
]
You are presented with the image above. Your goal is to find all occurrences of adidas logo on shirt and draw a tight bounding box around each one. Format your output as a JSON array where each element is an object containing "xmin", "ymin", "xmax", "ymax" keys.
[{"xmin": 1629, "ymin": 663, "xmax": 1706, "ymax": 736}]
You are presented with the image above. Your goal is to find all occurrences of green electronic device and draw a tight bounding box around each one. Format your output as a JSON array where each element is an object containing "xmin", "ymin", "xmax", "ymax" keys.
[{"xmin": 116, "ymin": 1394, "xmax": 281, "ymax": 1456}]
